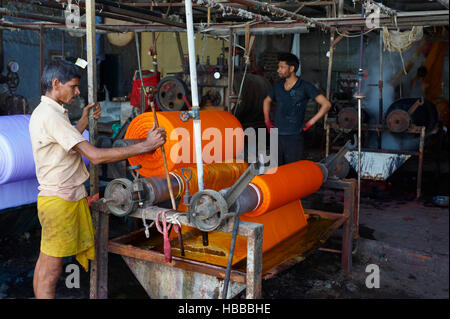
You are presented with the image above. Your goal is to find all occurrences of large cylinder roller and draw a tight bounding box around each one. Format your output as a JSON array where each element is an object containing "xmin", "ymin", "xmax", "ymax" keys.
[
  {"xmin": 244, "ymin": 160, "xmax": 324, "ymax": 217},
  {"xmin": 124, "ymin": 110, "xmax": 245, "ymax": 177}
]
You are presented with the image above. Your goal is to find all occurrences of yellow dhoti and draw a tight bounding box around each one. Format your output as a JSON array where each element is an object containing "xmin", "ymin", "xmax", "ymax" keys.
[{"xmin": 37, "ymin": 196, "xmax": 95, "ymax": 271}]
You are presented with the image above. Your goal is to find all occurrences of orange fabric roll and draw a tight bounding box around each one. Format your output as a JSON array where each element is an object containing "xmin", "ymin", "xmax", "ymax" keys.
[
  {"xmin": 244, "ymin": 160, "xmax": 323, "ymax": 217},
  {"xmin": 173, "ymin": 200, "xmax": 308, "ymax": 266},
  {"xmin": 240, "ymin": 200, "xmax": 308, "ymax": 253},
  {"xmin": 173, "ymin": 162, "xmax": 248, "ymax": 212},
  {"xmin": 125, "ymin": 111, "xmax": 244, "ymax": 177}
]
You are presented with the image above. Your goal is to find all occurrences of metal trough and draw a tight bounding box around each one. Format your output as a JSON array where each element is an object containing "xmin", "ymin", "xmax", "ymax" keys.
[{"xmin": 345, "ymin": 151, "xmax": 411, "ymax": 181}]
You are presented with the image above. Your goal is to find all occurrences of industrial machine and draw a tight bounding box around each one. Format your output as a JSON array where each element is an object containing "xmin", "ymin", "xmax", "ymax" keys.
[
  {"xmin": 0, "ymin": 60, "xmax": 28, "ymax": 116},
  {"xmin": 327, "ymin": 92, "xmax": 439, "ymax": 198},
  {"xmin": 89, "ymin": 110, "xmax": 358, "ymax": 299}
]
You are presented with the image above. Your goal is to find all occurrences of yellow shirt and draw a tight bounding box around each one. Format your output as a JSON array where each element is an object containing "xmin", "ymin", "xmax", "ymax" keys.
[{"xmin": 29, "ymin": 96, "xmax": 89, "ymax": 202}]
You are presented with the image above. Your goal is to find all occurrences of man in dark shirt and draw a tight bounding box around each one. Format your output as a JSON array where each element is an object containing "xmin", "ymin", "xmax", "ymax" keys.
[{"xmin": 263, "ymin": 52, "xmax": 331, "ymax": 166}]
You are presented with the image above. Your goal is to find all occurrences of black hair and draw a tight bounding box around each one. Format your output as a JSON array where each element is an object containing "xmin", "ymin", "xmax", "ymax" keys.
[
  {"xmin": 417, "ymin": 66, "xmax": 427, "ymax": 78},
  {"xmin": 277, "ymin": 52, "xmax": 299, "ymax": 73},
  {"xmin": 41, "ymin": 60, "xmax": 82, "ymax": 93}
]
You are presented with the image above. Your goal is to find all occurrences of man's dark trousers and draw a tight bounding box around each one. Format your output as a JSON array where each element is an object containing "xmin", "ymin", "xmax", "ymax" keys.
[{"xmin": 278, "ymin": 133, "xmax": 304, "ymax": 166}]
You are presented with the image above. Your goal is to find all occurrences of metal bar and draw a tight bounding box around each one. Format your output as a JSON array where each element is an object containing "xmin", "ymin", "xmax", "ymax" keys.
[
  {"xmin": 175, "ymin": 32, "xmax": 186, "ymax": 73},
  {"xmin": 6, "ymin": 11, "xmax": 447, "ymax": 34},
  {"xmin": 227, "ymin": 0, "xmax": 330, "ymax": 30},
  {"xmin": 0, "ymin": 7, "xmax": 122, "ymax": 33},
  {"xmin": 126, "ymin": 1, "xmax": 335, "ymax": 7},
  {"xmin": 185, "ymin": 0, "xmax": 205, "ymax": 193},
  {"xmin": 245, "ymin": 220, "xmax": 263, "ymax": 299},
  {"xmin": 26, "ymin": 0, "xmax": 186, "ymax": 29},
  {"xmin": 0, "ymin": 23, "xmax": 39, "ymax": 31},
  {"xmin": 85, "ymin": 0, "xmax": 105, "ymax": 300},
  {"xmin": 222, "ymin": 216, "xmax": 240, "ymax": 299},
  {"xmin": 108, "ymin": 239, "xmax": 247, "ymax": 283},
  {"xmin": 226, "ymin": 28, "xmax": 234, "ymax": 112},
  {"xmin": 191, "ymin": 0, "xmax": 271, "ymax": 22},
  {"xmin": 319, "ymin": 247, "xmax": 341, "ymax": 253},
  {"xmin": 378, "ymin": 30, "xmax": 383, "ymax": 149},
  {"xmin": 330, "ymin": 145, "xmax": 420, "ymax": 156},
  {"xmin": 39, "ymin": 25, "xmax": 44, "ymax": 94},
  {"xmin": 36, "ymin": 0, "xmax": 165, "ymax": 26},
  {"xmin": 338, "ymin": 0, "xmax": 344, "ymax": 17},
  {"xmin": 417, "ymin": 127, "xmax": 425, "ymax": 199},
  {"xmin": 324, "ymin": 27, "xmax": 335, "ymax": 129},
  {"xmin": 329, "ymin": 122, "xmax": 425, "ymax": 134},
  {"xmin": 341, "ymin": 183, "xmax": 354, "ymax": 274}
]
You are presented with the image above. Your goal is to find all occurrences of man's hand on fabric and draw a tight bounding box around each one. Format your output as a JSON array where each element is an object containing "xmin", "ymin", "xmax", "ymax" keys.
[
  {"xmin": 265, "ymin": 120, "xmax": 276, "ymax": 133},
  {"xmin": 302, "ymin": 120, "xmax": 313, "ymax": 132},
  {"xmin": 82, "ymin": 103, "xmax": 102, "ymax": 121}
]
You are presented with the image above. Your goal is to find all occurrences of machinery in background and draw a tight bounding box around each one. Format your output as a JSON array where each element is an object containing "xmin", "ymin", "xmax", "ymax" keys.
[
  {"xmin": 327, "ymin": 95, "xmax": 439, "ymax": 199},
  {"xmin": 156, "ymin": 54, "xmax": 228, "ymax": 112},
  {"xmin": 0, "ymin": 60, "xmax": 28, "ymax": 116}
]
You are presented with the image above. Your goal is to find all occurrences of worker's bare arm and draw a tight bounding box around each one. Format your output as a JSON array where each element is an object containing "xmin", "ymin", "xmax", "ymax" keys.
[
  {"xmin": 263, "ymin": 96, "xmax": 273, "ymax": 122},
  {"xmin": 73, "ymin": 127, "xmax": 166, "ymax": 165},
  {"xmin": 307, "ymin": 94, "xmax": 332, "ymax": 126}
]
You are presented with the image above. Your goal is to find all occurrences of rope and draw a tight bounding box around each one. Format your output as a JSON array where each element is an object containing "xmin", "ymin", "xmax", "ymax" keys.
[
  {"xmin": 233, "ymin": 23, "xmax": 256, "ymax": 115},
  {"xmin": 381, "ymin": 26, "xmax": 423, "ymax": 75},
  {"xmin": 155, "ymin": 210, "xmax": 173, "ymax": 262}
]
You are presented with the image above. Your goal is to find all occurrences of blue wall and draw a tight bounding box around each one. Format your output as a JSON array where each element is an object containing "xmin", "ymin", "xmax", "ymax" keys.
[{"xmin": 2, "ymin": 18, "xmax": 80, "ymax": 110}]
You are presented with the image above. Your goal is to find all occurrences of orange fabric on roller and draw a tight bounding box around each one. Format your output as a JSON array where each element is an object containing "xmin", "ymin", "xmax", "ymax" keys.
[
  {"xmin": 245, "ymin": 160, "xmax": 323, "ymax": 217},
  {"xmin": 125, "ymin": 111, "xmax": 244, "ymax": 177},
  {"xmin": 173, "ymin": 200, "xmax": 308, "ymax": 265},
  {"xmin": 240, "ymin": 200, "xmax": 308, "ymax": 253},
  {"xmin": 173, "ymin": 162, "xmax": 248, "ymax": 212}
]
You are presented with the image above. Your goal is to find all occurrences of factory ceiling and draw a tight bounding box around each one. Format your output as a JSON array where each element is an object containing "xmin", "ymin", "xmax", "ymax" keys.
[{"xmin": 0, "ymin": 0, "xmax": 448, "ymax": 34}]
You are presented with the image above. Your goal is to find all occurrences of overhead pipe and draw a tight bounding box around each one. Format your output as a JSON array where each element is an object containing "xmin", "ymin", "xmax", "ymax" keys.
[
  {"xmin": 0, "ymin": 7, "xmax": 122, "ymax": 33},
  {"xmin": 226, "ymin": 0, "xmax": 330, "ymax": 30},
  {"xmin": 32, "ymin": 0, "xmax": 161, "ymax": 26},
  {"xmin": 184, "ymin": 0, "xmax": 204, "ymax": 192},
  {"xmin": 20, "ymin": 0, "xmax": 186, "ymax": 29},
  {"xmin": 190, "ymin": 0, "xmax": 271, "ymax": 22}
]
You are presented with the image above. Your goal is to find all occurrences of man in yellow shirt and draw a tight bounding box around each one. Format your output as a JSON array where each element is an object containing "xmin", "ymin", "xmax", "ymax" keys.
[{"xmin": 29, "ymin": 60, "xmax": 166, "ymax": 299}]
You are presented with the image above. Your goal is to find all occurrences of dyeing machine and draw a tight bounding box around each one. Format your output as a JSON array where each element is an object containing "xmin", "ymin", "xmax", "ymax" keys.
[{"xmin": 89, "ymin": 110, "xmax": 358, "ymax": 299}]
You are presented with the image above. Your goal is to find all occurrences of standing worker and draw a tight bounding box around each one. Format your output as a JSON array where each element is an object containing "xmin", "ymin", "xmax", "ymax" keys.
[
  {"xmin": 29, "ymin": 60, "xmax": 167, "ymax": 299},
  {"xmin": 263, "ymin": 52, "xmax": 332, "ymax": 165}
]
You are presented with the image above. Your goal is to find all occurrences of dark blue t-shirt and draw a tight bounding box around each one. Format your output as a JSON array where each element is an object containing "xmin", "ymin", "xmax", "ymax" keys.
[{"xmin": 268, "ymin": 78, "xmax": 320, "ymax": 135}]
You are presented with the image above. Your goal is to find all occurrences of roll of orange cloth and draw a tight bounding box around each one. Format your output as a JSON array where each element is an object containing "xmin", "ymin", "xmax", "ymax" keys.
[
  {"xmin": 124, "ymin": 111, "xmax": 245, "ymax": 177},
  {"xmin": 173, "ymin": 162, "xmax": 248, "ymax": 212},
  {"xmin": 244, "ymin": 160, "xmax": 324, "ymax": 217}
]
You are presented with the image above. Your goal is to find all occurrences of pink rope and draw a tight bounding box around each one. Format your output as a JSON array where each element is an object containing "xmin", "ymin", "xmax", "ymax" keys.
[{"xmin": 155, "ymin": 210, "xmax": 172, "ymax": 262}]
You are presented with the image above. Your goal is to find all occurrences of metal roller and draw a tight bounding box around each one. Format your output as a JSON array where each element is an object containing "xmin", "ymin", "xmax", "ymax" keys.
[{"xmin": 104, "ymin": 174, "xmax": 182, "ymax": 217}]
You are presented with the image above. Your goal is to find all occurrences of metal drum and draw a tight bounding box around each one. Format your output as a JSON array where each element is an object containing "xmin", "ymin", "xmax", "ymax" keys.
[{"xmin": 385, "ymin": 98, "xmax": 438, "ymax": 133}]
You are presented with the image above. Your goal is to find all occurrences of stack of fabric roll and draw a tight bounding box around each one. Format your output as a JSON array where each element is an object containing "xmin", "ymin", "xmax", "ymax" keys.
[{"xmin": 0, "ymin": 115, "xmax": 89, "ymax": 211}]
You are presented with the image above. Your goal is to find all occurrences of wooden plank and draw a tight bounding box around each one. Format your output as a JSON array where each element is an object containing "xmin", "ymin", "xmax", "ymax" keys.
[
  {"xmin": 108, "ymin": 241, "xmax": 247, "ymax": 284},
  {"xmin": 245, "ymin": 223, "xmax": 263, "ymax": 299},
  {"xmin": 86, "ymin": 0, "xmax": 106, "ymax": 300}
]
